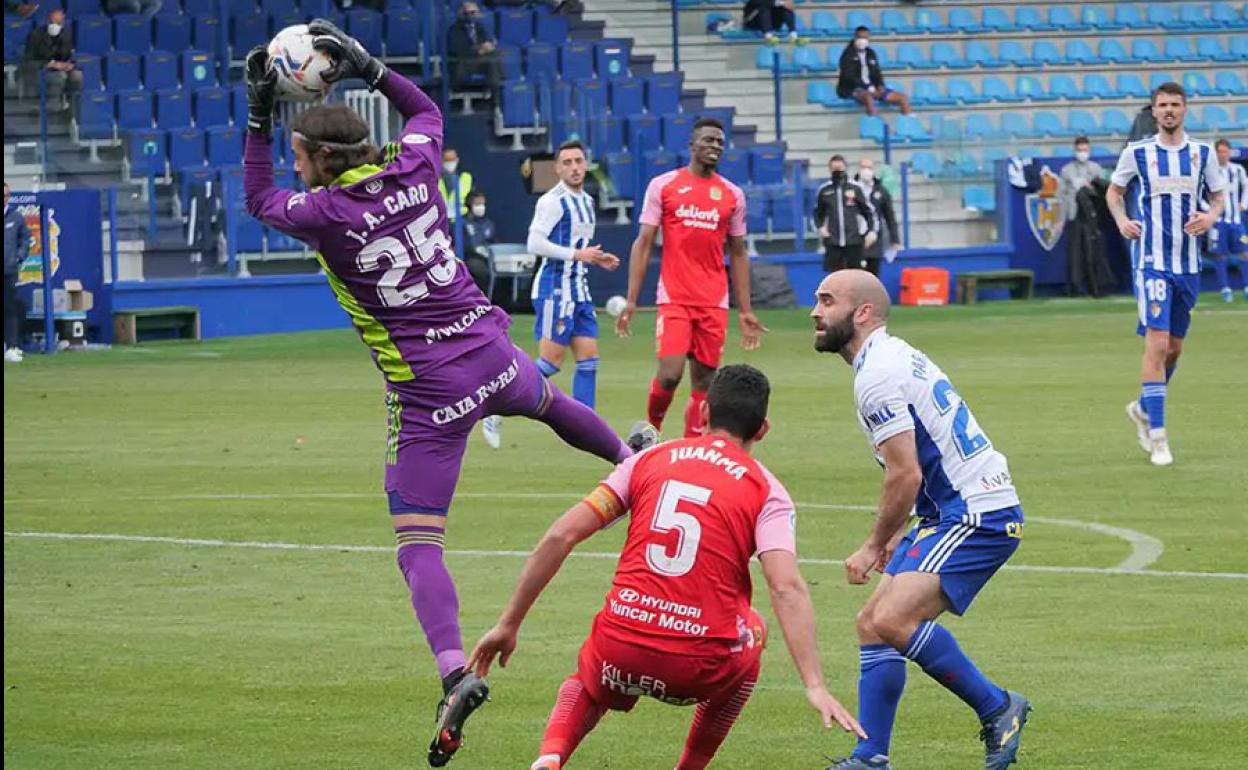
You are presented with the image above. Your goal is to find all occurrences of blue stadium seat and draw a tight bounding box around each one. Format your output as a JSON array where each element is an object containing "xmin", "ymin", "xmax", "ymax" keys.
[
  {"xmin": 191, "ymin": 16, "xmax": 222, "ymax": 54},
  {"xmin": 1131, "ymin": 38, "xmax": 1165, "ymax": 62},
  {"xmin": 1231, "ymin": 36, "xmax": 1248, "ymax": 60},
  {"xmin": 500, "ymin": 80, "xmax": 535, "ymax": 126},
  {"xmin": 231, "ymin": 86, "xmax": 246, "ymax": 125},
  {"xmin": 790, "ymin": 45, "xmax": 823, "ymax": 72},
  {"xmin": 914, "ymin": 7, "xmax": 951, "ymax": 34},
  {"xmin": 604, "ymin": 152, "xmax": 635, "ymax": 200},
  {"xmin": 226, "ymin": 0, "xmax": 256, "ymax": 15},
  {"xmin": 768, "ymin": 187, "xmax": 797, "ymax": 232},
  {"xmin": 948, "ymin": 78, "xmax": 985, "ymax": 105},
  {"xmin": 1014, "ymin": 6, "xmax": 1050, "ymax": 31},
  {"xmin": 525, "ymin": 42, "xmax": 557, "ymax": 81},
  {"xmin": 1032, "ymin": 40, "xmax": 1061, "ymax": 66},
  {"xmin": 1165, "ymin": 38, "xmax": 1201, "ymax": 62},
  {"xmin": 1178, "ymin": 4, "xmax": 1214, "ymax": 28},
  {"xmin": 716, "ymin": 148, "xmax": 749, "ymax": 185},
  {"xmin": 952, "ymin": 153, "xmax": 982, "ymax": 177},
  {"xmin": 880, "ymin": 9, "xmax": 916, "ymax": 35},
  {"xmin": 66, "ymin": 0, "xmax": 100, "ymax": 15},
  {"xmin": 345, "ymin": 10, "xmax": 383, "ymax": 57},
  {"xmin": 1185, "ymin": 109, "xmax": 1207, "ymax": 132},
  {"xmin": 181, "ymin": 51, "xmax": 216, "ymax": 89},
  {"xmin": 497, "ymin": 45, "xmax": 522, "ymax": 82},
  {"xmin": 184, "ymin": 0, "xmax": 217, "ymax": 14},
  {"xmin": 104, "ymin": 53, "xmax": 141, "ymax": 91},
  {"xmin": 1197, "ymin": 37, "xmax": 1231, "ymax": 61},
  {"xmin": 75, "ymin": 16, "xmax": 112, "ymax": 57},
  {"xmin": 193, "ymin": 87, "xmax": 231, "ymax": 128},
  {"xmin": 1149, "ymin": 71, "xmax": 1177, "ymax": 90},
  {"xmin": 1182, "ymin": 72, "xmax": 1216, "ymax": 97},
  {"xmin": 872, "ymin": 44, "xmax": 893, "ymax": 69},
  {"xmin": 574, "ymin": 78, "xmax": 608, "ymax": 115},
  {"xmin": 1033, "ymin": 111, "xmax": 1065, "ymax": 137},
  {"xmin": 231, "ymin": 14, "xmax": 267, "ymax": 54},
  {"xmin": 981, "ymin": 7, "xmax": 1015, "ymax": 32},
  {"xmin": 538, "ymin": 78, "xmax": 572, "ymax": 126},
  {"xmin": 908, "ymin": 151, "xmax": 942, "ymax": 177},
  {"xmin": 966, "ymin": 40, "xmax": 1000, "ymax": 68},
  {"xmin": 206, "ymin": 125, "xmax": 242, "ymax": 167},
  {"xmin": 642, "ymin": 150, "xmax": 678, "ymax": 183},
  {"xmin": 74, "ymin": 53, "xmax": 102, "ymax": 91},
  {"xmin": 1102, "ymin": 109, "xmax": 1132, "ymax": 134},
  {"xmin": 1015, "ymin": 75, "xmax": 1053, "ymax": 102},
  {"xmin": 127, "ymin": 129, "xmax": 166, "ymax": 177},
  {"xmin": 1118, "ymin": 73, "xmax": 1149, "ymax": 99},
  {"xmin": 811, "ymin": 10, "xmax": 843, "ymax": 36},
  {"xmin": 1098, "ymin": 39, "xmax": 1131, "ymax": 64},
  {"xmin": 749, "ymin": 144, "xmax": 785, "ymax": 186},
  {"xmin": 859, "ymin": 115, "xmax": 886, "ymax": 142},
  {"xmin": 626, "ymin": 114, "xmax": 661, "ymax": 153},
  {"xmin": 559, "ymin": 41, "xmax": 593, "ymax": 81},
  {"xmin": 548, "ymin": 116, "xmax": 578, "ymax": 150},
  {"xmin": 964, "ymin": 113, "xmax": 999, "ymax": 140},
  {"xmin": 1203, "ymin": 105, "xmax": 1232, "ymax": 131},
  {"xmin": 1147, "ymin": 4, "xmax": 1181, "ymax": 29},
  {"xmin": 1083, "ymin": 74, "xmax": 1119, "ymax": 100},
  {"xmin": 589, "ymin": 115, "xmax": 625, "ymax": 156},
  {"xmin": 744, "ymin": 189, "xmax": 768, "ymax": 233},
  {"xmin": 896, "ymin": 114, "xmax": 931, "ymax": 142},
  {"xmin": 910, "ymin": 79, "xmax": 951, "ymax": 106},
  {"xmin": 1000, "ymin": 112, "xmax": 1030, "ymax": 138},
  {"xmin": 116, "ymin": 90, "xmax": 153, "ymax": 130},
  {"xmin": 496, "ymin": 8, "xmax": 533, "ymax": 47},
  {"xmin": 755, "ymin": 46, "xmax": 782, "ymax": 71},
  {"xmin": 609, "ymin": 78, "xmax": 645, "ymax": 117},
  {"xmin": 998, "ymin": 41, "xmax": 1034, "ymax": 68},
  {"xmin": 661, "ymin": 113, "xmax": 693, "ymax": 150},
  {"xmin": 1115, "ymin": 4, "xmax": 1149, "ymax": 28},
  {"xmin": 594, "ymin": 39, "xmax": 631, "ymax": 79},
  {"xmin": 168, "ymin": 127, "xmax": 206, "ymax": 170},
  {"xmin": 845, "ymin": 10, "xmax": 873, "ymax": 33},
  {"xmin": 1049, "ymin": 7, "xmax": 1086, "ymax": 30},
  {"xmin": 1216, "ymin": 71, "xmax": 1247, "ymax": 95},
  {"xmin": 930, "ymin": 41, "xmax": 968, "ymax": 69},
  {"xmin": 982, "ymin": 77, "xmax": 1019, "ymax": 103},
  {"xmin": 76, "ymin": 92, "xmax": 114, "ymax": 140},
  {"xmin": 233, "ymin": 214, "xmax": 265, "ymax": 252},
  {"xmin": 1082, "ymin": 7, "xmax": 1120, "ymax": 30},
  {"xmin": 261, "ymin": 0, "xmax": 299, "ymax": 15},
  {"xmin": 1065, "ymin": 39, "xmax": 1099, "ymax": 65},
  {"xmin": 896, "ymin": 42, "xmax": 933, "ymax": 69},
  {"xmin": 963, "ymin": 186, "xmax": 995, "ymax": 213},
  {"xmin": 1049, "ymin": 74, "xmax": 1086, "ymax": 101},
  {"xmin": 384, "ymin": 10, "xmax": 421, "ymax": 56},
  {"xmin": 153, "ymin": 14, "xmax": 191, "ymax": 55},
  {"xmin": 113, "ymin": 14, "xmax": 152, "ymax": 54},
  {"xmin": 155, "ymin": 88, "xmax": 191, "ymax": 129},
  {"xmin": 948, "ymin": 8, "xmax": 984, "ymax": 33},
  {"xmin": 534, "ymin": 9, "xmax": 569, "ymax": 45},
  {"xmin": 1068, "ymin": 110, "xmax": 1099, "ymax": 136},
  {"xmin": 142, "ymin": 50, "xmax": 177, "ymax": 91},
  {"xmin": 645, "ymin": 72, "xmax": 682, "ymax": 115},
  {"xmin": 1211, "ymin": 2, "xmax": 1246, "ymax": 27}
]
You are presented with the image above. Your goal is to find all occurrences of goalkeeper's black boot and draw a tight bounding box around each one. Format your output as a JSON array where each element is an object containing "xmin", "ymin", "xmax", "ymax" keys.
[{"xmin": 427, "ymin": 670, "xmax": 489, "ymax": 767}]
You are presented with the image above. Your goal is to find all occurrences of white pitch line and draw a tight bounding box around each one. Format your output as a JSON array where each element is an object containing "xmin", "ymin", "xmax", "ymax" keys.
[
  {"xmin": 1027, "ymin": 516, "xmax": 1164, "ymax": 572},
  {"xmin": 5, "ymin": 530, "xmax": 1243, "ymax": 580}
]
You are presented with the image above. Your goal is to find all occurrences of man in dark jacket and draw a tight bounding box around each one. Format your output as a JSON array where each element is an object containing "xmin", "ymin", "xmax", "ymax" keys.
[
  {"xmin": 814, "ymin": 155, "xmax": 878, "ymax": 273},
  {"xmin": 836, "ymin": 26, "xmax": 910, "ymax": 116},
  {"xmin": 23, "ymin": 9, "xmax": 83, "ymax": 106},
  {"xmin": 4, "ymin": 183, "xmax": 32, "ymax": 362},
  {"xmin": 743, "ymin": 0, "xmax": 798, "ymax": 43},
  {"xmin": 447, "ymin": 1, "xmax": 503, "ymax": 90},
  {"xmin": 1126, "ymin": 103, "xmax": 1158, "ymax": 145},
  {"xmin": 462, "ymin": 190, "xmax": 496, "ymax": 293},
  {"xmin": 854, "ymin": 158, "xmax": 900, "ymax": 275}
]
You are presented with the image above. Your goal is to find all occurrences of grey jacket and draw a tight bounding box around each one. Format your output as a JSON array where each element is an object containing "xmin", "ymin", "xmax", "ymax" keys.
[
  {"xmin": 1058, "ymin": 160, "xmax": 1105, "ymax": 222},
  {"xmin": 4, "ymin": 204, "xmax": 33, "ymax": 275}
]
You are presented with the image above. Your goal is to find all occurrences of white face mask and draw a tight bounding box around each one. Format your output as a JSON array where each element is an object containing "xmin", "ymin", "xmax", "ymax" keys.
[
  {"xmin": 443, "ymin": 160, "xmax": 458, "ymax": 175},
  {"xmin": 859, "ymin": 168, "xmax": 874, "ymax": 183},
  {"xmin": 854, "ymin": 37, "xmax": 869, "ymax": 51},
  {"xmin": 1075, "ymin": 150, "xmax": 1091, "ymax": 163},
  {"xmin": 471, "ymin": 204, "xmax": 486, "ymax": 218},
  {"xmin": 47, "ymin": 23, "xmax": 63, "ymax": 37}
]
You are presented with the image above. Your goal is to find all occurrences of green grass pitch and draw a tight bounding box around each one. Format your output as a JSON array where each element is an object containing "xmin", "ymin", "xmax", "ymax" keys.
[{"xmin": 4, "ymin": 297, "xmax": 1246, "ymax": 769}]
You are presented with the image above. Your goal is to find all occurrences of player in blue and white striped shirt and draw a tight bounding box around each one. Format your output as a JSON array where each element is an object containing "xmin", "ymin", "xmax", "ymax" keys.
[
  {"xmin": 1207, "ymin": 138, "xmax": 1248, "ymax": 302},
  {"xmin": 479, "ymin": 141, "xmax": 619, "ymax": 449},
  {"xmin": 1108, "ymin": 82, "xmax": 1227, "ymax": 467}
]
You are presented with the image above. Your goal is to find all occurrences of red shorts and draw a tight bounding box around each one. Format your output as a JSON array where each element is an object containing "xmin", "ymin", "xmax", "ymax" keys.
[
  {"xmin": 573, "ymin": 611, "xmax": 765, "ymax": 712},
  {"xmin": 655, "ymin": 304, "xmax": 729, "ymax": 369}
]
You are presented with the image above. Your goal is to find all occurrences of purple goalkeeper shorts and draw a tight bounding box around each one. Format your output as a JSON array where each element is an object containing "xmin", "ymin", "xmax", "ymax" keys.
[{"xmin": 383, "ymin": 334, "xmax": 551, "ymax": 515}]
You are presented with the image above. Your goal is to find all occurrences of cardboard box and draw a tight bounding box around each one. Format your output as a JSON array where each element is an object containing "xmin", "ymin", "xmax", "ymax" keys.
[{"xmin": 30, "ymin": 280, "xmax": 94, "ymax": 315}]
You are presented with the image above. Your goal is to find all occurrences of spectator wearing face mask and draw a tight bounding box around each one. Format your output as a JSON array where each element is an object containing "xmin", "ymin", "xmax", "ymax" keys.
[
  {"xmin": 836, "ymin": 26, "xmax": 911, "ymax": 116},
  {"xmin": 814, "ymin": 154, "xmax": 878, "ymax": 273},
  {"xmin": 462, "ymin": 190, "xmax": 496, "ymax": 293},
  {"xmin": 438, "ymin": 147, "xmax": 474, "ymax": 223},
  {"xmin": 447, "ymin": 1, "xmax": 503, "ymax": 91},
  {"xmin": 1059, "ymin": 136, "xmax": 1105, "ymax": 224},
  {"xmin": 743, "ymin": 0, "xmax": 798, "ymax": 44},
  {"xmin": 854, "ymin": 158, "xmax": 900, "ymax": 275},
  {"xmin": 23, "ymin": 9, "xmax": 83, "ymax": 108}
]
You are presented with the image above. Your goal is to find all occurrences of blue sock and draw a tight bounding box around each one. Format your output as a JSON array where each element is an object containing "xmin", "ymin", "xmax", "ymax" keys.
[
  {"xmin": 1165, "ymin": 363, "xmax": 1177, "ymax": 384},
  {"xmin": 851, "ymin": 644, "xmax": 907, "ymax": 761},
  {"xmin": 536, "ymin": 357, "xmax": 559, "ymax": 378},
  {"xmin": 1140, "ymin": 381, "xmax": 1166, "ymax": 433},
  {"xmin": 904, "ymin": 621, "xmax": 1007, "ymax": 722},
  {"xmin": 1212, "ymin": 257, "xmax": 1230, "ymax": 290},
  {"xmin": 573, "ymin": 357, "xmax": 598, "ymax": 409}
]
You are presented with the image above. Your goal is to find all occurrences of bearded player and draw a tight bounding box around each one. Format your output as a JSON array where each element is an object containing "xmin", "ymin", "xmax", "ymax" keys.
[
  {"xmin": 616, "ymin": 118, "xmax": 768, "ymax": 439},
  {"xmin": 242, "ymin": 23, "xmax": 644, "ymax": 766},
  {"xmin": 470, "ymin": 365, "xmax": 864, "ymax": 770}
]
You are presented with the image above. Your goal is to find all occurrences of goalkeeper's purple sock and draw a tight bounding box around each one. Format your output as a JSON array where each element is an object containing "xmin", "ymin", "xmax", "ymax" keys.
[{"xmin": 396, "ymin": 529, "xmax": 465, "ymax": 679}]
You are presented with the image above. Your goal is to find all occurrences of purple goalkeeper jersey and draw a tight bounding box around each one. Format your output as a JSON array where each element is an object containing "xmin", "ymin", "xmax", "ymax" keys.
[{"xmin": 244, "ymin": 72, "xmax": 510, "ymax": 383}]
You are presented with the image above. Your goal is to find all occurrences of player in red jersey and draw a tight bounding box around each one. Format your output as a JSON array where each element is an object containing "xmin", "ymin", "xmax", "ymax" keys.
[
  {"xmin": 469, "ymin": 365, "xmax": 865, "ymax": 770},
  {"xmin": 616, "ymin": 117, "xmax": 769, "ymax": 439}
]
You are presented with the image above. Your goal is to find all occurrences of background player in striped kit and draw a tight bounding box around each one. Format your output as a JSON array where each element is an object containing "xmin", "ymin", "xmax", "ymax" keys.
[
  {"xmin": 1107, "ymin": 82, "xmax": 1227, "ymax": 467},
  {"xmin": 480, "ymin": 141, "xmax": 619, "ymax": 449},
  {"xmin": 813, "ymin": 270, "xmax": 1029, "ymax": 770},
  {"xmin": 1207, "ymin": 138, "xmax": 1248, "ymax": 302}
]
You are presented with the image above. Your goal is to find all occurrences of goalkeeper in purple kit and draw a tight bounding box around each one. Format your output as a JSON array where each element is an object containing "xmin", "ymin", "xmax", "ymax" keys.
[{"xmin": 243, "ymin": 21, "xmax": 644, "ymax": 766}]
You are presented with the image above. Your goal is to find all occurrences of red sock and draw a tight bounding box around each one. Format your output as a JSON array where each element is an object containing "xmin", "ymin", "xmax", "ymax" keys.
[
  {"xmin": 675, "ymin": 677, "xmax": 757, "ymax": 770},
  {"xmin": 648, "ymin": 379, "xmax": 676, "ymax": 431},
  {"xmin": 538, "ymin": 676, "xmax": 608, "ymax": 766},
  {"xmin": 682, "ymin": 389, "xmax": 708, "ymax": 438}
]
